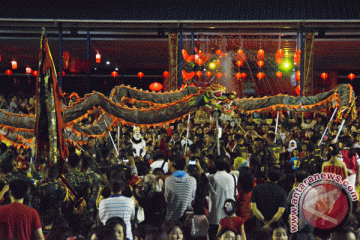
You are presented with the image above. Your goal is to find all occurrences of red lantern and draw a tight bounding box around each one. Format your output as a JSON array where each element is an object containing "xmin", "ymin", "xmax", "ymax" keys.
[
  {"xmin": 5, "ymin": 69, "xmax": 12, "ymax": 76},
  {"xmin": 58, "ymin": 71, "xmax": 65, "ymax": 77},
  {"xmin": 111, "ymin": 71, "xmax": 118, "ymax": 78},
  {"xmin": 235, "ymin": 72, "xmax": 242, "ymax": 79},
  {"xmin": 241, "ymin": 72, "xmax": 247, "ymax": 78},
  {"xmin": 276, "ymin": 71, "xmax": 283, "ymax": 78},
  {"xmin": 216, "ymin": 72, "xmax": 223, "ymax": 79},
  {"xmin": 137, "ymin": 72, "xmax": 144, "ymax": 79},
  {"xmin": 277, "ymin": 49, "xmax": 284, "ymax": 57},
  {"xmin": 163, "ymin": 71, "xmax": 170, "ymax": 78},
  {"xmin": 295, "ymin": 71, "xmax": 301, "ymax": 82},
  {"xmin": 11, "ymin": 60, "xmax": 17, "ymax": 70},
  {"xmin": 196, "ymin": 71, "xmax": 203, "ymax": 78},
  {"xmin": 149, "ymin": 82, "xmax": 163, "ymax": 92},
  {"xmin": 32, "ymin": 70, "xmax": 38, "ymax": 77},
  {"xmin": 348, "ymin": 73, "xmax": 355, "ymax": 81},
  {"xmin": 295, "ymin": 85, "xmax": 301, "ymax": 96},
  {"xmin": 257, "ymin": 49, "xmax": 265, "ymax": 60},
  {"xmin": 236, "ymin": 60, "xmax": 243, "ymax": 67},
  {"xmin": 26, "ymin": 67, "xmax": 32, "ymax": 74},
  {"xmin": 321, "ymin": 72, "xmax": 328, "ymax": 80},
  {"xmin": 189, "ymin": 83, "xmax": 196, "ymax": 87},
  {"xmin": 257, "ymin": 61, "xmax": 264, "ymax": 68},
  {"xmin": 216, "ymin": 49, "xmax": 223, "ymax": 56},
  {"xmin": 206, "ymin": 71, "xmax": 212, "ymax": 77},
  {"xmin": 257, "ymin": 72, "xmax": 265, "ymax": 79},
  {"xmin": 62, "ymin": 51, "xmax": 71, "ymax": 69},
  {"xmin": 95, "ymin": 52, "xmax": 101, "ymax": 63}
]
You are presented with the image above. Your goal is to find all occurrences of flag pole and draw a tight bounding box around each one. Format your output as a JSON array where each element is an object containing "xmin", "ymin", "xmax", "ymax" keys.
[{"xmin": 318, "ymin": 107, "xmax": 337, "ymax": 146}]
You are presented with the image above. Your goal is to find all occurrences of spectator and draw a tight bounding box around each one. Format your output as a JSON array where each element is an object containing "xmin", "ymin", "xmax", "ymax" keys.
[
  {"xmin": 208, "ymin": 156, "xmax": 236, "ymax": 240},
  {"xmin": 0, "ymin": 178, "xmax": 45, "ymax": 240},
  {"xmin": 165, "ymin": 155, "xmax": 197, "ymax": 222},
  {"xmin": 99, "ymin": 178, "xmax": 135, "ymax": 240}
]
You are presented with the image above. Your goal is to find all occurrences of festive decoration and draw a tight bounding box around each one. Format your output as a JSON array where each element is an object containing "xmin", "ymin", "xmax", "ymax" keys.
[
  {"xmin": 348, "ymin": 73, "xmax": 355, "ymax": 81},
  {"xmin": 294, "ymin": 50, "xmax": 301, "ymax": 65},
  {"xmin": 58, "ymin": 71, "xmax": 66, "ymax": 77},
  {"xmin": 235, "ymin": 72, "xmax": 242, "ymax": 79},
  {"xmin": 295, "ymin": 71, "xmax": 301, "ymax": 82},
  {"xmin": 237, "ymin": 49, "xmax": 246, "ymax": 62},
  {"xmin": 257, "ymin": 72, "xmax": 265, "ymax": 79},
  {"xmin": 235, "ymin": 60, "xmax": 243, "ymax": 67},
  {"xmin": 131, "ymin": 126, "xmax": 146, "ymax": 157},
  {"xmin": 62, "ymin": 51, "xmax": 71, "ymax": 69},
  {"xmin": 257, "ymin": 61, "xmax": 264, "ymax": 68},
  {"xmin": 95, "ymin": 52, "xmax": 101, "ymax": 63},
  {"xmin": 216, "ymin": 49, "xmax": 223, "ymax": 56},
  {"xmin": 137, "ymin": 72, "xmax": 144, "ymax": 79},
  {"xmin": 26, "ymin": 67, "xmax": 32, "ymax": 74},
  {"xmin": 5, "ymin": 69, "xmax": 12, "ymax": 76},
  {"xmin": 163, "ymin": 71, "xmax": 170, "ymax": 78},
  {"xmin": 295, "ymin": 85, "xmax": 301, "ymax": 96},
  {"xmin": 111, "ymin": 71, "xmax": 118, "ymax": 78},
  {"xmin": 216, "ymin": 72, "xmax": 223, "ymax": 79},
  {"xmin": 206, "ymin": 71, "xmax": 213, "ymax": 77},
  {"xmin": 11, "ymin": 60, "xmax": 17, "ymax": 70},
  {"xmin": 32, "ymin": 70, "xmax": 38, "ymax": 77},
  {"xmin": 257, "ymin": 49, "xmax": 265, "ymax": 61},
  {"xmin": 241, "ymin": 73, "xmax": 247, "ymax": 78},
  {"xmin": 276, "ymin": 71, "xmax": 283, "ymax": 78},
  {"xmin": 196, "ymin": 71, "xmax": 203, "ymax": 78},
  {"xmin": 275, "ymin": 49, "xmax": 285, "ymax": 65},
  {"xmin": 149, "ymin": 82, "xmax": 163, "ymax": 91},
  {"xmin": 321, "ymin": 72, "xmax": 328, "ymax": 80}
]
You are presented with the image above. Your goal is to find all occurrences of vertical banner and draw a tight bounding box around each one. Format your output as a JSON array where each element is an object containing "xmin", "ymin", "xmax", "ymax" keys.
[
  {"xmin": 166, "ymin": 30, "xmax": 179, "ymax": 91},
  {"xmin": 303, "ymin": 31, "xmax": 315, "ymax": 96},
  {"xmin": 35, "ymin": 30, "xmax": 66, "ymax": 167}
]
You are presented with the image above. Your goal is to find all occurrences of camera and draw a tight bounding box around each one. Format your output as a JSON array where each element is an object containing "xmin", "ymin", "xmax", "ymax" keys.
[{"xmin": 188, "ymin": 159, "xmax": 197, "ymax": 165}]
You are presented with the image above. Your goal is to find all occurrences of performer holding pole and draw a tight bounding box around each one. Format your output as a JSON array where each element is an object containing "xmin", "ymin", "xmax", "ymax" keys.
[
  {"xmin": 105, "ymin": 121, "xmax": 119, "ymax": 156},
  {"xmin": 184, "ymin": 114, "xmax": 191, "ymax": 154},
  {"xmin": 333, "ymin": 119, "xmax": 346, "ymax": 144},
  {"xmin": 274, "ymin": 111, "xmax": 280, "ymax": 143},
  {"xmin": 318, "ymin": 107, "xmax": 337, "ymax": 146}
]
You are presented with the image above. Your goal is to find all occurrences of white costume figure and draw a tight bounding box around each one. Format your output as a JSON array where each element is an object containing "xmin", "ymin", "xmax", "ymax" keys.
[{"xmin": 130, "ymin": 126, "xmax": 146, "ymax": 157}]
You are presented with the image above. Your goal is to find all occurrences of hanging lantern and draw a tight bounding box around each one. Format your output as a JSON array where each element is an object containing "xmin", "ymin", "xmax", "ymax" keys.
[
  {"xmin": 321, "ymin": 72, "xmax": 328, "ymax": 80},
  {"xmin": 11, "ymin": 60, "xmax": 17, "ymax": 70},
  {"xmin": 206, "ymin": 71, "xmax": 212, "ymax": 77},
  {"xmin": 348, "ymin": 73, "xmax": 355, "ymax": 81},
  {"xmin": 257, "ymin": 61, "xmax": 264, "ymax": 68},
  {"xmin": 62, "ymin": 51, "xmax": 71, "ymax": 69},
  {"xmin": 163, "ymin": 71, "xmax": 170, "ymax": 78},
  {"xmin": 5, "ymin": 69, "xmax": 12, "ymax": 76},
  {"xmin": 216, "ymin": 72, "xmax": 223, "ymax": 79},
  {"xmin": 257, "ymin": 49, "xmax": 265, "ymax": 60},
  {"xmin": 95, "ymin": 52, "xmax": 101, "ymax": 63},
  {"xmin": 26, "ymin": 67, "xmax": 32, "ymax": 74},
  {"xmin": 0, "ymin": 54, "xmax": 1, "ymax": 62},
  {"xmin": 236, "ymin": 60, "xmax": 243, "ymax": 67},
  {"xmin": 277, "ymin": 49, "xmax": 284, "ymax": 57},
  {"xmin": 111, "ymin": 71, "xmax": 118, "ymax": 78},
  {"xmin": 216, "ymin": 49, "xmax": 223, "ymax": 56},
  {"xmin": 276, "ymin": 71, "xmax": 283, "ymax": 78},
  {"xmin": 58, "ymin": 71, "xmax": 66, "ymax": 77},
  {"xmin": 149, "ymin": 82, "xmax": 163, "ymax": 92},
  {"xmin": 32, "ymin": 70, "xmax": 38, "ymax": 77},
  {"xmin": 295, "ymin": 85, "xmax": 301, "ymax": 96},
  {"xmin": 196, "ymin": 71, "xmax": 203, "ymax": 78},
  {"xmin": 235, "ymin": 72, "xmax": 242, "ymax": 79},
  {"xmin": 137, "ymin": 72, "xmax": 144, "ymax": 79},
  {"xmin": 295, "ymin": 71, "xmax": 301, "ymax": 82},
  {"xmin": 257, "ymin": 72, "xmax": 265, "ymax": 79},
  {"xmin": 241, "ymin": 72, "xmax": 247, "ymax": 78},
  {"xmin": 294, "ymin": 50, "xmax": 301, "ymax": 65}
]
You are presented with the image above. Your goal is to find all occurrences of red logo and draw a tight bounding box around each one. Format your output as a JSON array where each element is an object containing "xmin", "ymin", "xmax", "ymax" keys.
[{"xmin": 301, "ymin": 182, "xmax": 349, "ymax": 230}]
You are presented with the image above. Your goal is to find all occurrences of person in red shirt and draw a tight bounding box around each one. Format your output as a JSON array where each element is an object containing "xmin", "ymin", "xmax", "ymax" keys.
[
  {"xmin": 0, "ymin": 179, "xmax": 44, "ymax": 240},
  {"xmin": 217, "ymin": 199, "xmax": 246, "ymax": 240}
]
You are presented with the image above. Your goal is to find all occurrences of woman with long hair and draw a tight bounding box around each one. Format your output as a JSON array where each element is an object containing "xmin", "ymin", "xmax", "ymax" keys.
[{"xmin": 322, "ymin": 143, "xmax": 348, "ymax": 180}]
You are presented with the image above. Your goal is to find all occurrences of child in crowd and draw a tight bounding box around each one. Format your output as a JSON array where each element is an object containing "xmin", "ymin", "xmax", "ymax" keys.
[{"xmin": 217, "ymin": 199, "xmax": 246, "ymax": 240}]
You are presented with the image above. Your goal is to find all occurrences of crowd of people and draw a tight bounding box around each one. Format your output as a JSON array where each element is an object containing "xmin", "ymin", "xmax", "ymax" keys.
[{"xmin": 0, "ymin": 96, "xmax": 360, "ymax": 239}]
